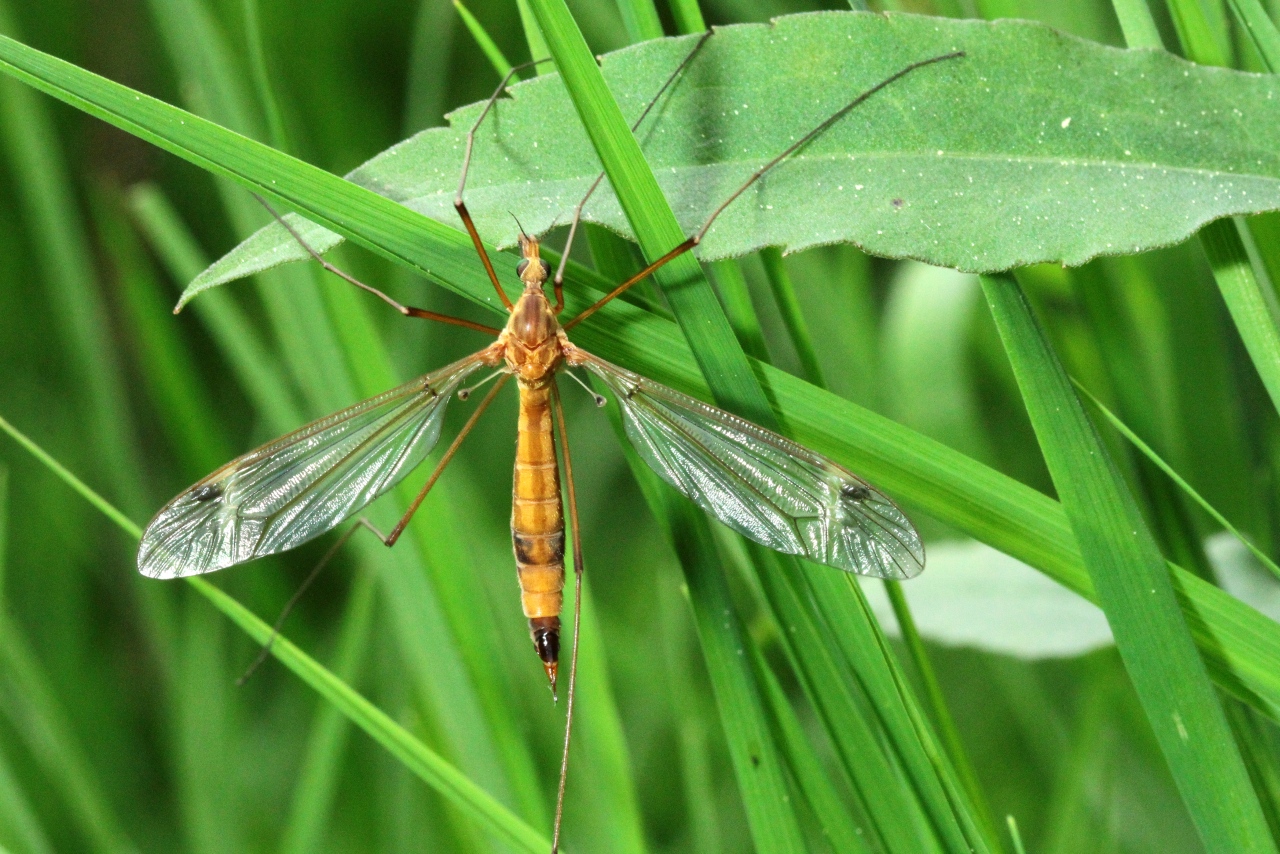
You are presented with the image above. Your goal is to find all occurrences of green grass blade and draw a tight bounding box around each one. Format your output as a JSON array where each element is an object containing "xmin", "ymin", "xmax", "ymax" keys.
[
  {"xmin": 454, "ymin": 0, "xmax": 516, "ymax": 78},
  {"xmin": 526, "ymin": 0, "xmax": 775, "ymax": 425},
  {"xmin": 0, "ymin": 2, "xmax": 147, "ymax": 520},
  {"xmin": 666, "ymin": 0, "xmax": 706, "ymax": 35},
  {"xmin": 1200, "ymin": 217, "xmax": 1280, "ymax": 417},
  {"xmin": 758, "ymin": 249, "xmax": 825, "ymax": 388},
  {"xmin": 96, "ymin": 188, "xmax": 230, "ymax": 474},
  {"xmin": 0, "ymin": 465, "xmax": 7, "ymax": 599},
  {"xmin": 190, "ymin": 577, "xmax": 547, "ymax": 852},
  {"xmin": 553, "ymin": 577, "xmax": 648, "ymax": 853},
  {"xmin": 980, "ymin": 270, "xmax": 1275, "ymax": 853},
  {"xmin": 883, "ymin": 578, "xmax": 999, "ymax": 843},
  {"xmin": 144, "ymin": 0, "xmax": 355, "ymax": 414},
  {"xmin": 173, "ymin": 601, "xmax": 237, "ymax": 854},
  {"xmin": 516, "ymin": 0, "xmax": 552, "ymax": 66},
  {"xmin": 753, "ymin": 249, "xmax": 994, "ymax": 847},
  {"xmin": 1227, "ymin": 0, "xmax": 1280, "ymax": 69},
  {"xmin": 241, "ymin": 0, "xmax": 289, "ymax": 150},
  {"xmin": 637, "ymin": 470, "xmax": 808, "ymax": 850},
  {"xmin": 1005, "ymin": 815, "xmax": 1026, "ymax": 854},
  {"xmin": 706, "ymin": 260, "xmax": 772, "ymax": 364},
  {"xmin": 279, "ymin": 570, "xmax": 376, "ymax": 854},
  {"xmin": 1166, "ymin": 0, "xmax": 1234, "ymax": 65},
  {"xmin": 1111, "ymin": 0, "xmax": 1166, "ymax": 46},
  {"xmin": 0, "ymin": 618, "xmax": 136, "ymax": 854},
  {"xmin": 751, "ymin": 549, "xmax": 939, "ymax": 853},
  {"xmin": 808, "ymin": 569, "xmax": 998, "ymax": 853},
  {"xmin": 0, "ymin": 743, "xmax": 53, "ymax": 854},
  {"xmin": 1075, "ymin": 378, "xmax": 1280, "ymax": 582},
  {"xmin": 99, "ymin": 187, "xmax": 240, "ymax": 853},
  {"xmin": 0, "ymin": 415, "xmax": 550, "ymax": 853},
  {"xmin": 613, "ymin": 0, "xmax": 664, "ymax": 42},
  {"xmin": 749, "ymin": 641, "xmax": 873, "ymax": 854},
  {"xmin": 125, "ymin": 184, "xmax": 304, "ymax": 433}
]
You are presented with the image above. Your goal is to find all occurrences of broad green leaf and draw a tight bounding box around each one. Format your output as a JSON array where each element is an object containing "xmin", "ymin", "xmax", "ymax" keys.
[{"xmin": 192, "ymin": 9, "xmax": 1280, "ymax": 299}]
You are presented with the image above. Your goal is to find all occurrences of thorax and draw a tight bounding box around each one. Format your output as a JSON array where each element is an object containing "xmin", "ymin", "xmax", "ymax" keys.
[{"xmin": 501, "ymin": 289, "xmax": 567, "ymax": 387}]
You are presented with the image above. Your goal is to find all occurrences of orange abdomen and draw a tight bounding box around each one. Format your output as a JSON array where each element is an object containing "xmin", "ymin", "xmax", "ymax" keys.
[{"xmin": 512, "ymin": 383, "xmax": 564, "ymax": 685}]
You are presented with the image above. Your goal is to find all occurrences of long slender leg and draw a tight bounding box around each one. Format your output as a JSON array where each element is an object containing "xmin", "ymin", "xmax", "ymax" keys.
[
  {"xmin": 385, "ymin": 373, "xmax": 510, "ymax": 546},
  {"xmin": 551, "ymin": 29, "xmax": 714, "ymax": 310},
  {"xmin": 257, "ymin": 195, "xmax": 501, "ymax": 335},
  {"xmin": 236, "ymin": 516, "xmax": 388, "ymax": 685},
  {"xmin": 550, "ymin": 382, "xmax": 584, "ymax": 854},
  {"xmin": 456, "ymin": 59, "xmax": 550, "ymax": 310},
  {"xmin": 564, "ymin": 50, "xmax": 966, "ymax": 329},
  {"xmin": 235, "ymin": 375, "xmax": 508, "ymax": 684}
]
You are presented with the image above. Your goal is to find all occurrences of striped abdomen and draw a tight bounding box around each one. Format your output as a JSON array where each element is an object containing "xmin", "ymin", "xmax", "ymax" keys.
[{"xmin": 511, "ymin": 382, "xmax": 565, "ymax": 687}]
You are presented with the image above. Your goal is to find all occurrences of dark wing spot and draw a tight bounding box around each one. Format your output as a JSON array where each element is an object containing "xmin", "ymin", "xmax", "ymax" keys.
[
  {"xmin": 891, "ymin": 198, "xmax": 904, "ymax": 208},
  {"xmin": 841, "ymin": 484, "xmax": 871, "ymax": 502},
  {"xmin": 192, "ymin": 483, "xmax": 223, "ymax": 502}
]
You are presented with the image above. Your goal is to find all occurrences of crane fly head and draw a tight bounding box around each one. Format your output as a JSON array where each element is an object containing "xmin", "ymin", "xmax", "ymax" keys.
[{"xmin": 516, "ymin": 232, "xmax": 551, "ymax": 291}]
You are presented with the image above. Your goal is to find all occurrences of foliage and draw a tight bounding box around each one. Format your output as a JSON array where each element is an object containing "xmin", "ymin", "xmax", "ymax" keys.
[{"xmin": 0, "ymin": 0, "xmax": 1279, "ymax": 852}]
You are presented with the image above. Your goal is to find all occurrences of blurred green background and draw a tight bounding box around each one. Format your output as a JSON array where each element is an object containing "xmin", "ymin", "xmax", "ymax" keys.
[{"xmin": 0, "ymin": 0, "xmax": 1279, "ymax": 851}]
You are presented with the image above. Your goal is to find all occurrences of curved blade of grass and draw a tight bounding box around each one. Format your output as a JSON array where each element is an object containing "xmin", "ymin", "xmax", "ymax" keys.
[
  {"xmin": 544, "ymin": 2, "xmax": 803, "ymax": 840},
  {"xmin": 1202, "ymin": 216, "xmax": 1280, "ymax": 417},
  {"xmin": 454, "ymin": 0, "xmax": 517, "ymax": 78},
  {"xmin": 0, "ymin": 615, "xmax": 135, "ymax": 854},
  {"xmin": 540, "ymin": 4, "xmax": 997, "ymax": 849},
  {"xmin": 749, "ymin": 547, "xmax": 938, "ymax": 853},
  {"xmin": 0, "ymin": 461, "xmax": 133, "ymax": 854},
  {"xmin": 99, "ymin": 187, "xmax": 230, "ymax": 475},
  {"xmin": 102, "ymin": 188, "xmax": 242, "ymax": 854},
  {"xmin": 706, "ymin": 260, "xmax": 772, "ymax": 364},
  {"xmin": 526, "ymin": 0, "xmax": 773, "ymax": 424},
  {"xmin": 613, "ymin": 0, "xmax": 664, "ymax": 42},
  {"xmin": 757, "ymin": 249, "xmax": 825, "ymax": 388},
  {"xmin": 1075, "ymin": 378, "xmax": 1280, "ymax": 582},
  {"xmin": 125, "ymin": 184, "xmax": 305, "ymax": 432},
  {"xmin": 1228, "ymin": 0, "xmax": 1280, "ymax": 69},
  {"xmin": 0, "ymin": 742, "xmax": 53, "ymax": 854},
  {"xmin": 0, "ymin": 414, "xmax": 549, "ymax": 854},
  {"xmin": 749, "ymin": 639, "xmax": 872, "ymax": 854},
  {"xmin": 4, "ymin": 22, "xmax": 1280, "ymax": 732},
  {"xmin": 613, "ymin": 431, "xmax": 807, "ymax": 851},
  {"xmin": 279, "ymin": 570, "xmax": 376, "ymax": 854},
  {"xmin": 738, "ymin": 246, "xmax": 996, "ymax": 846},
  {"xmin": 0, "ymin": 1, "xmax": 145, "ymax": 521},
  {"xmin": 980, "ymin": 271, "xmax": 1274, "ymax": 852}
]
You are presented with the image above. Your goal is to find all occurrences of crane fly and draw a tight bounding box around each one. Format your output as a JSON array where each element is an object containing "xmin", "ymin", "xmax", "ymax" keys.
[{"xmin": 136, "ymin": 39, "xmax": 962, "ymax": 851}]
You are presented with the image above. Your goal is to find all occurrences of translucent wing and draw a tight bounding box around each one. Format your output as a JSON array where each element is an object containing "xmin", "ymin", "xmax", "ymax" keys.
[
  {"xmin": 580, "ymin": 353, "xmax": 924, "ymax": 579},
  {"xmin": 138, "ymin": 353, "xmax": 491, "ymax": 579}
]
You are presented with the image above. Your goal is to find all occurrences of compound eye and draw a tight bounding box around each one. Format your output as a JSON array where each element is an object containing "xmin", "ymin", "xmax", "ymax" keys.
[
  {"xmin": 540, "ymin": 259, "xmax": 551, "ymax": 278},
  {"xmin": 516, "ymin": 259, "xmax": 530, "ymax": 277}
]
